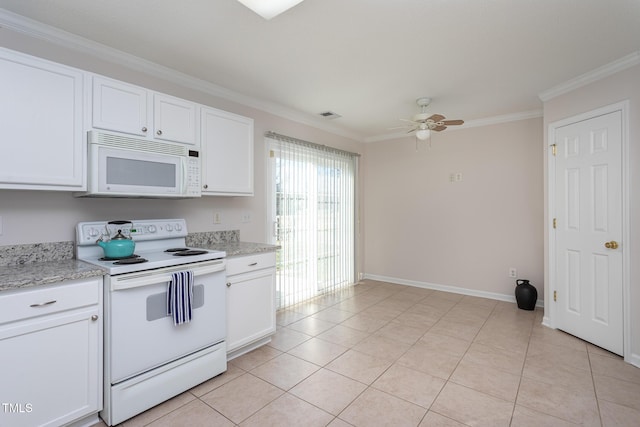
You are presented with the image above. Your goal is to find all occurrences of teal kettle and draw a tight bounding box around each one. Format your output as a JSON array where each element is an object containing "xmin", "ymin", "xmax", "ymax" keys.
[{"xmin": 97, "ymin": 229, "xmax": 135, "ymax": 258}]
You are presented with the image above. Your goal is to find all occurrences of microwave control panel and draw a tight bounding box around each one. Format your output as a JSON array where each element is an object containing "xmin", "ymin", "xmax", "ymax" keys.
[{"xmin": 185, "ymin": 151, "xmax": 201, "ymax": 197}]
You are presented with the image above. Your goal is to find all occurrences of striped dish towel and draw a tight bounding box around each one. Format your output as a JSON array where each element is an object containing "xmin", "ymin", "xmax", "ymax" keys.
[{"xmin": 167, "ymin": 271, "xmax": 194, "ymax": 326}]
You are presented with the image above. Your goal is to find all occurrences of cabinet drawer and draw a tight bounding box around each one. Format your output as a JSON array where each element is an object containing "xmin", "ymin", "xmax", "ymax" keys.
[
  {"xmin": 226, "ymin": 252, "xmax": 276, "ymax": 276},
  {"xmin": 0, "ymin": 278, "xmax": 101, "ymax": 325}
]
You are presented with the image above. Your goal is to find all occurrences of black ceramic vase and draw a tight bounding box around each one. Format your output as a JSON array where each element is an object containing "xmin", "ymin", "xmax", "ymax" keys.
[{"xmin": 515, "ymin": 279, "xmax": 537, "ymax": 310}]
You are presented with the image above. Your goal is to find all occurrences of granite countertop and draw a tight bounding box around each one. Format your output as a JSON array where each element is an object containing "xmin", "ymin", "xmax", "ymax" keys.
[
  {"xmin": 0, "ymin": 259, "xmax": 106, "ymax": 292},
  {"xmin": 201, "ymin": 241, "xmax": 280, "ymax": 257},
  {"xmin": 0, "ymin": 235, "xmax": 278, "ymax": 293}
]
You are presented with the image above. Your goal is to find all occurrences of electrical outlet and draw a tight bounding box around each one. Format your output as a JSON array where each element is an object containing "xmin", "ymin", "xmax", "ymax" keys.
[
  {"xmin": 508, "ymin": 267, "xmax": 517, "ymax": 278},
  {"xmin": 213, "ymin": 212, "xmax": 222, "ymax": 224},
  {"xmin": 241, "ymin": 212, "xmax": 251, "ymax": 223},
  {"xmin": 449, "ymin": 173, "xmax": 456, "ymax": 183},
  {"xmin": 455, "ymin": 172, "xmax": 463, "ymax": 182}
]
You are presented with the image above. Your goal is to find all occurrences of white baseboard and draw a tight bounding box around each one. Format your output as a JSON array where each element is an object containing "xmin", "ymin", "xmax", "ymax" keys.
[
  {"xmin": 626, "ymin": 352, "xmax": 640, "ymax": 369},
  {"xmin": 363, "ymin": 273, "xmax": 544, "ymax": 308}
]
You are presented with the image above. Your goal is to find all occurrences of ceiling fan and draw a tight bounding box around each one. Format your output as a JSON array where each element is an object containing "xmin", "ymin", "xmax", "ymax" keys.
[{"xmin": 392, "ymin": 97, "xmax": 464, "ymax": 140}]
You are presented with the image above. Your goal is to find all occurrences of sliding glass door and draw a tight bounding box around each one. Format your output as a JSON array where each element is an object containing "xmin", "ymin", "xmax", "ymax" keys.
[{"xmin": 267, "ymin": 133, "xmax": 357, "ymax": 309}]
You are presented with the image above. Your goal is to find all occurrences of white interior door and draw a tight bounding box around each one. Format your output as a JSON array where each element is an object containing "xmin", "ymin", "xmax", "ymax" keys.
[{"xmin": 554, "ymin": 110, "xmax": 623, "ymax": 355}]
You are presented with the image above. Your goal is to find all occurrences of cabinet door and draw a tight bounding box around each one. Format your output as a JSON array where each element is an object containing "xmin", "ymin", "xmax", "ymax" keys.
[
  {"xmin": 0, "ymin": 47, "xmax": 84, "ymax": 190},
  {"xmin": 226, "ymin": 268, "xmax": 276, "ymax": 353},
  {"xmin": 153, "ymin": 93, "xmax": 197, "ymax": 145},
  {"xmin": 0, "ymin": 307, "xmax": 101, "ymax": 427},
  {"xmin": 201, "ymin": 107, "xmax": 254, "ymax": 195},
  {"xmin": 92, "ymin": 75, "xmax": 149, "ymax": 137}
]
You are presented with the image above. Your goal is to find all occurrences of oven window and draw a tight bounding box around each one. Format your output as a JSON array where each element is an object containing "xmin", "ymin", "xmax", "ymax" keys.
[{"xmin": 107, "ymin": 157, "xmax": 176, "ymax": 187}]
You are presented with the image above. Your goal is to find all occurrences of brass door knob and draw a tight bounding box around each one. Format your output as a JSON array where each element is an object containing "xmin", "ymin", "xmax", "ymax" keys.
[{"xmin": 604, "ymin": 241, "xmax": 619, "ymax": 249}]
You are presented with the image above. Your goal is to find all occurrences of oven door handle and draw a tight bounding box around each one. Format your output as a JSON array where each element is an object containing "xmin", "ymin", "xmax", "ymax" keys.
[{"xmin": 111, "ymin": 260, "xmax": 225, "ymax": 291}]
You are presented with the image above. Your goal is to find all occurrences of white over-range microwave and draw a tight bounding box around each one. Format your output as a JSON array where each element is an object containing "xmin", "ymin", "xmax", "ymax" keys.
[{"xmin": 75, "ymin": 131, "xmax": 201, "ymax": 198}]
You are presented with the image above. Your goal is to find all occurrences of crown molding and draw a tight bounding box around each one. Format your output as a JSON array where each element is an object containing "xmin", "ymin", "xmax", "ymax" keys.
[
  {"xmin": 0, "ymin": 8, "xmax": 362, "ymax": 142},
  {"xmin": 363, "ymin": 109, "xmax": 543, "ymax": 143},
  {"xmin": 539, "ymin": 51, "xmax": 640, "ymax": 102},
  {"xmin": 0, "ymin": 8, "xmax": 551, "ymax": 145}
]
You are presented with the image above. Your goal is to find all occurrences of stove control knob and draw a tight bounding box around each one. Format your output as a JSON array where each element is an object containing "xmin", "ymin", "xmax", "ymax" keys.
[
  {"xmin": 87, "ymin": 227, "xmax": 100, "ymax": 238},
  {"xmin": 175, "ymin": 223, "xmax": 183, "ymax": 231},
  {"xmin": 166, "ymin": 224, "xmax": 173, "ymax": 232},
  {"xmin": 148, "ymin": 225, "xmax": 157, "ymax": 233}
]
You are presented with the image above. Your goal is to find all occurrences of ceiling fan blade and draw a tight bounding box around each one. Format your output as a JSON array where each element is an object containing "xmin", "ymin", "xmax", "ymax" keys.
[
  {"xmin": 432, "ymin": 125, "xmax": 447, "ymax": 132},
  {"xmin": 442, "ymin": 119, "xmax": 464, "ymax": 126},
  {"xmin": 406, "ymin": 127, "xmax": 418, "ymax": 134},
  {"xmin": 427, "ymin": 114, "xmax": 445, "ymax": 122},
  {"xmin": 399, "ymin": 118, "xmax": 416, "ymax": 123},
  {"xmin": 387, "ymin": 125, "xmax": 413, "ymax": 130}
]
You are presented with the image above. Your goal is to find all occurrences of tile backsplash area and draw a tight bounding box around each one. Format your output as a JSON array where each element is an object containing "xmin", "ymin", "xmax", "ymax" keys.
[
  {"xmin": 0, "ymin": 242, "xmax": 74, "ymax": 266},
  {"xmin": 186, "ymin": 230, "xmax": 239, "ymax": 247}
]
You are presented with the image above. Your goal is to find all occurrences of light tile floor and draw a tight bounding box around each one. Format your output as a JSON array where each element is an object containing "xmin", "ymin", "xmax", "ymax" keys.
[{"xmin": 101, "ymin": 280, "xmax": 640, "ymax": 426}]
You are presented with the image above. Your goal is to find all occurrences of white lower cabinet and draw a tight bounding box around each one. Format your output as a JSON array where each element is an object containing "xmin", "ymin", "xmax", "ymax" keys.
[
  {"xmin": 226, "ymin": 252, "xmax": 276, "ymax": 359},
  {"xmin": 0, "ymin": 278, "xmax": 102, "ymax": 427}
]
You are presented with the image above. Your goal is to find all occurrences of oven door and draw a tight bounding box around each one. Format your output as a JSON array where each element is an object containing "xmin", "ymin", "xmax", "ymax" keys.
[{"xmin": 106, "ymin": 260, "xmax": 226, "ymax": 383}]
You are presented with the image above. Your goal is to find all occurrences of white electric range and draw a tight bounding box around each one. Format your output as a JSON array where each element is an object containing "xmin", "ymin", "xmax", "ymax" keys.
[{"xmin": 76, "ymin": 219, "xmax": 227, "ymax": 426}]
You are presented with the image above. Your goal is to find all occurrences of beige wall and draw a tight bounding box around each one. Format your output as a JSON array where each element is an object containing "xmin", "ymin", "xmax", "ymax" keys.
[
  {"xmin": 363, "ymin": 118, "xmax": 544, "ymax": 301},
  {"xmin": 542, "ymin": 63, "xmax": 640, "ymax": 364},
  {"xmin": 0, "ymin": 27, "xmax": 365, "ymax": 264}
]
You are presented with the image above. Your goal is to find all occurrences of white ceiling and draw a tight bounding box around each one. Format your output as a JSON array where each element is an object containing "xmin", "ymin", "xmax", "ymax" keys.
[{"xmin": 1, "ymin": 0, "xmax": 639, "ymax": 141}]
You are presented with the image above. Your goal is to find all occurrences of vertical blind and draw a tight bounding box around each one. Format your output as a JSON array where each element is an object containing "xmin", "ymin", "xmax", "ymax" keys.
[{"xmin": 267, "ymin": 132, "xmax": 358, "ymax": 309}]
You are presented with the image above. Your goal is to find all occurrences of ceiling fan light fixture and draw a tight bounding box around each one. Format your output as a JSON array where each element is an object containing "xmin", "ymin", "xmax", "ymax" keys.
[
  {"xmin": 415, "ymin": 128, "xmax": 430, "ymax": 140},
  {"xmin": 237, "ymin": 0, "xmax": 305, "ymax": 19}
]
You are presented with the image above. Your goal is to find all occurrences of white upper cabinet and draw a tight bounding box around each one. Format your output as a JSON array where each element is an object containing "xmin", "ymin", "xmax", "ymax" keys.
[
  {"xmin": 0, "ymin": 47, "xmax": 254, "ymax": 195},
  {"xmin": 0, "ymin": 47, "xmax": 85, "ymax": 190},
  {"xmin": 92, "ymin": 76, "xmax": 148, "ymax": 137},
  {"xmin": 154, "ymin": 93, "xmax": 197, "ymax": 145},
  {"xmin": 91, "ymin": 76, "xmax": 198, "ymax": 146},
  {"xmin": 201, "ymin": 107, "xmax": 254, "ymax": 196}
]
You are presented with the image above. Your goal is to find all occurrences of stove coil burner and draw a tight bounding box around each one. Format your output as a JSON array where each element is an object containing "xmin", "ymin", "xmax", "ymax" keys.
[
  {"xmin": 173, "ymin": 250, "xmax": 209, "ymax": 256},
  {"xmin": 113, "ymin": 257, "xmax": 148, "ymax": 265},
  {"xmin": 99, "ymin": 254, "xmax": 140, "ymax": 261},
  {"xmin": 164, "ymin": 248, "xmax": 209, "ymax": 256}
]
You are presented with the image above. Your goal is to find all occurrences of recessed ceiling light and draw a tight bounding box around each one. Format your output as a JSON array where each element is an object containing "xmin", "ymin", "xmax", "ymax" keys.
[{"xmin": 237, "ymin": 0, "xmax": 305, "ymax": 20}]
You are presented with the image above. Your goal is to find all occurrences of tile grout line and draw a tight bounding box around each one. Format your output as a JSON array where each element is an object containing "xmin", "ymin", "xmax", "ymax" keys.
[
  {"xmin": 507, "ymin": 305, "xmax": 536, "ymax": 427},
  {"xmin": 587, "ymin": 348, "xmax": 605, "ymax": 427}
]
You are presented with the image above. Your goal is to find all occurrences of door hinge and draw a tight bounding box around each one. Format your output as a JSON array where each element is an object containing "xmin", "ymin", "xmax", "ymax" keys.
[
  {"xmin": 553, "ymin": 218, "xmax": 557, "ymax": 229},
  {"xmin": 551, "ymin": 144, "xmax": 557, "ymax": 156},
  {"xmin": 554, "ymin": 290, "xmax": 557, "ymax": 302}
]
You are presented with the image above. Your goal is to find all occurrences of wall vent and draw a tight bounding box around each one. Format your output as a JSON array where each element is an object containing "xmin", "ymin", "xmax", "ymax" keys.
[{"xmin": 318, "ymin": 111, "xmax": 341, "ymax": 119}]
